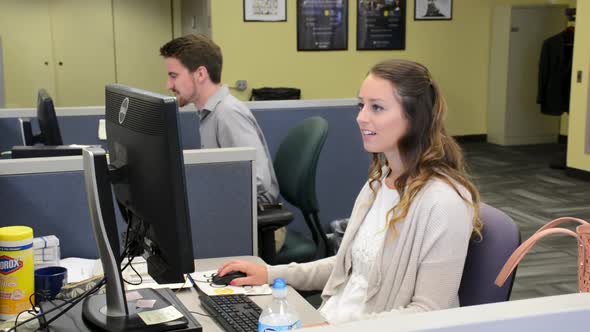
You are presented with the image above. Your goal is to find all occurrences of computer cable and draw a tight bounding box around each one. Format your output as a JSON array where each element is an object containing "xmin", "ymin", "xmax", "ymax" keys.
[
  {"xmin": 12, "ymin": 309, "xmax": 37, "ymax": 331},
  {"xmin": 121, "ymin": 255, "xmax": 143, "ymax": 286},
  {"xmin": 39, "ymin": 277, "xmax": 106, "ymax": 329},
  {"xmin": 118, "ymin": 217, "xmax": 144, "ymax": 286},
  {"xmin": 10, "ymin": 291, "xmax": 54, "ymax": 330},
  {"xmin": 6, "ymin": 277, "xmax": 106, "ymax": 332},
  {"xmin": 13, "ymin": 218, "xmax": 139, "ymax": 331},
  {"xmin": 189, "ymin": 310, "xmax": 210, "ymax": 317}
]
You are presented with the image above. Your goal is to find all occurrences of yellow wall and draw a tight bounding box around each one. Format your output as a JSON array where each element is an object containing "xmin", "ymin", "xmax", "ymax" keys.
[
  {"xmin": 113, "ymin": 0, "xmax": 173, "ymax": 95},
  {"xmin": 210, "ymin": 0, "xmax": 576, "ymax": 136},
  {"xmin": 211, "ymin": 1, "xmax": 492, "ymax": 136},
  {"xmin": 567, "ymin": 0, "xmax": 590, "ymax": 171}
]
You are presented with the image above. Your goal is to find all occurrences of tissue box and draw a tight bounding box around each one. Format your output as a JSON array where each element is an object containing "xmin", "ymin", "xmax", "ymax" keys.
[
  {"xmin": 33, "ymin": 235, "xmax": 60, "ymax": 249},
  {"xmin": 33, "ymin": 235, "xmax": 61, "ymax": 269},
  {"xmin": 34, "ymin": 246, "xmax": 61, "ymax": 262}
]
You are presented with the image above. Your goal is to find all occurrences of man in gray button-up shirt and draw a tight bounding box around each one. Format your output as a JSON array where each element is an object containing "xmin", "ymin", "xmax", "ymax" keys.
[{"xmin": 159, "ymin": 34, "xmax": 279, "ymax": 205}]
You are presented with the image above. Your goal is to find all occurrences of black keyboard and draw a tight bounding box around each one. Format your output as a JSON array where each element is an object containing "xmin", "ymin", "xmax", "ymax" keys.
[{"xmin": 199, "ymin": 294, "xmax": 262, "ymax": 332}]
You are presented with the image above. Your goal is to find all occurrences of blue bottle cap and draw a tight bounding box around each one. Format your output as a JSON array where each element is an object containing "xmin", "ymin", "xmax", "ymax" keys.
[{"xmin": 272, "ymin": 278, "xmax": 286, "ymax": 289}]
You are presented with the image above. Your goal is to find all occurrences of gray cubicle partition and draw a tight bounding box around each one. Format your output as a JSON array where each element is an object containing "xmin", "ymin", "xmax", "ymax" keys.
[
  {"xmin": 0, "ymin": 117, "xmax": 21, "ymax": 152},
  {"xmin": 0, "ymin": 107, "xmax": 200, "ymax": 153},
  {"xmin": 1, "ymin": 99, "xmax": 367, "ymax": 235},
  {"xmin": 0, "ymin": 148, "xmax": 256, "ymax": 259}
]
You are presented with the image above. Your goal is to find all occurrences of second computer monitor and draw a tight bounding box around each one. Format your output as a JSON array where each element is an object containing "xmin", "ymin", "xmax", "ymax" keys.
[
  {"xmin": 20, "ymin": 89, "xmax": 63, "ymax": 146},
  {"xmin": 36, "ymin": 89, "xmax": 63, "ymax": 145}
]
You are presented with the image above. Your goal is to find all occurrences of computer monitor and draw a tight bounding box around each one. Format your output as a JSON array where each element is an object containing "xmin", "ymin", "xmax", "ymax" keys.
[
  {"xmin": 21, "ymin": 89, "xmax": 63, "ymax": 146},
  {"xmin": 75, "ymin": 84, "xmax": 199, "ymax": 331},
  {"xmin": 12, "ymin": 90, "xmax": 81, "ymax": 158}
]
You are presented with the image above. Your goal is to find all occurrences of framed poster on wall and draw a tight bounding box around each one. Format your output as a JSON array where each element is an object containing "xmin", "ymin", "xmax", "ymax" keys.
[
  {"xmin": 414, "ymin": 0, "xmax": 452, "ymax": 20},
  {"xmin": 297, "ymin": 0, "xmax": 348, "ymax": 51},
  {"xmin": 357, "ymin": 0, "xmax": 406, "ymax": 50},
  {"xmin": 243, "ymin": 0, "xmax": 287, "ymax": 22}
]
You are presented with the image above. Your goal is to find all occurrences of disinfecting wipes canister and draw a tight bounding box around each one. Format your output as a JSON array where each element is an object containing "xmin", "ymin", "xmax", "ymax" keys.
[{"xmin": 0, "ymin": 226, "xmax": 34, "ymax": 319}]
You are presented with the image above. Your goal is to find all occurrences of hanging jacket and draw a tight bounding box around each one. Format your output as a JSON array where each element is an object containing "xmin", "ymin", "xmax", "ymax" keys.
[{"xmin": 536, "ymin": 29, "xmax": 574, "ymax": 116}]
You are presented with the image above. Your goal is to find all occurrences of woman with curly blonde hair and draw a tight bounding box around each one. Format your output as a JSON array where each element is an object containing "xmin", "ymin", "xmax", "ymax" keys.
[{"xmin": 218, "ymin": 59, "xmax": 482, "ymax": 324}]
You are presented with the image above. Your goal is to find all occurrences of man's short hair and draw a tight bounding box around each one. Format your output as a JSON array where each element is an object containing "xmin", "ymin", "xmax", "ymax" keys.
[{"xmin": 160, "ymin": 34, "xmax": 222, "ymax": 84}]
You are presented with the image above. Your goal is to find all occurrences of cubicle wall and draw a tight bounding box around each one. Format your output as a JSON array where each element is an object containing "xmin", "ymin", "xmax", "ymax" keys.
[
  {"xmin": 0, "ymin": 99, "xmax": 368, "ymax": 234},
  {"xmin": 0, "ymin": 148, "xmax": 256, "ymax": 259},
  {"xmin": 0, "ymin": 107, "xmax": 200, "ymax": 152},
  {"xmin": 0, "ymin": 117, "xmax": 21, "ymax": 151}
]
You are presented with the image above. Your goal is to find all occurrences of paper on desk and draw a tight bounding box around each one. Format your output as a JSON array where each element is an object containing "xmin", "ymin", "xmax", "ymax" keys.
[
  {"xmin": 94, "ymin": 257, "xmax": 186, "ymax": 290},
  {"xmin": 191, "ymin": 270, "xmax": 271, "ymax": 296},
  {"xmin": 60, "ymin": 257, "xmax": 100, "ymax": 283},
  {"xmin": 92, "ymin": 256, "xmax": 187, "ymax": 290},
  {"xmin": 60, "ymin": 257, "xmax": 188, "ymax": 289},
  {"xmin": 137, "ymin": 305, "xmax": 184, "ymax": 325},
  {"xmin": 98, "ymin": 119, "xmax": 107, "ymax": 140}
]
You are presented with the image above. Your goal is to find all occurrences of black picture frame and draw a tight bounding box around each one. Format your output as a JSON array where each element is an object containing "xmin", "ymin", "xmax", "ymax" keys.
[
  {"xmin": 357, "ymin": 0, "xmax": 406, "ymax": 50},
  {"xmin": 296, "ymin": 0, "xmax": 349, "ymax": 51},
  {"xmin": 414, "ymin": 0, "xmax": 452, "ymax": 21},
  {"xmin": 243, "ymin": 0, "xmax": 287, "ymax": 22}
]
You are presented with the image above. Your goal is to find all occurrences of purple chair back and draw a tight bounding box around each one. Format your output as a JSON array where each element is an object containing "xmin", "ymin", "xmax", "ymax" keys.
[{"xmin": 458, "ymin": 203, "xmax": 521, "ymax": 306}]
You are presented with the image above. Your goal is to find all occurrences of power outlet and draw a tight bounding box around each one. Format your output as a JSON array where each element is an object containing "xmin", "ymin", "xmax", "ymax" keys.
[{"xmin": 235, "ymin": 80, "xmax": 247, "ymax": 91}]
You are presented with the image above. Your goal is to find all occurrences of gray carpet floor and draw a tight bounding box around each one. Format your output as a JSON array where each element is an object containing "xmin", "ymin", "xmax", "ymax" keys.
[{"xmin": 463, "ymin": 142, "xmax": 584, "ymax": 300}]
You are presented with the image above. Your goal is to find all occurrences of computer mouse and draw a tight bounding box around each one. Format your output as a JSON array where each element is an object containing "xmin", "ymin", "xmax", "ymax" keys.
[{"xmin": 211, "ymin": 271, "xmax": 247, "ymax": 285}]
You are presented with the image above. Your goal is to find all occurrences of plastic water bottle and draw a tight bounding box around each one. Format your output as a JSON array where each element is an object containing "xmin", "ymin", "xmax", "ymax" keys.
[{"xmin": 258, "ymin": 278, "xmax": 301, "ymax": 331}]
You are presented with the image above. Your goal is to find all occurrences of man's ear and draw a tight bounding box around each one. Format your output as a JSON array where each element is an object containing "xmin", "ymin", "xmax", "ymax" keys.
[{"xmin": 194, "ymin": 66, "xmax": 209, "ymax": 83}]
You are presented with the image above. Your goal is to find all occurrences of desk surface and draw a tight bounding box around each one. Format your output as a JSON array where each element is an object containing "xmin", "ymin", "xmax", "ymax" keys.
[{"xmin": 178, "ymin": 256, "xmax": 325, "ymax": 331}]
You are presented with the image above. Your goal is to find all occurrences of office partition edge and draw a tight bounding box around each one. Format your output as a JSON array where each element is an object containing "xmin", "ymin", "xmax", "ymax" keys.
[
  {"xmin": 182, "ymin": 147, "xmax": 256, "ymax": 164},
  {"xmin": 246, "ymin": 98, "xmax": 356, "ymax": 110},
  {"xmin": 251, "ymin": 149, "xmax": 258, "ymax": 256},
  {"xmin": 0, "ymin": 155, "xmax": 83, "ymax": 175},
  {"xmin": 0, "ymin": 147, "xmax": 256, "ymax": 175},
  {"xmin": 0, "ymin": 106, "xmax": 104, "ymax": 118},
  {"xmin": 0, "ymin": 99, "xmax": 357, "ymax": 118},
  {"xmin": 308, "ymin": 292, "xmax": 590, "ymax": 332},
  {"xmin": 184, "ymin": 98, "xmax": 357, "ymax": 111}
]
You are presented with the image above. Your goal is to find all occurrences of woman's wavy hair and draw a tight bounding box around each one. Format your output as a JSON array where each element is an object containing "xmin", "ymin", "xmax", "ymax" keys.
[{"xmin": 367, "ymin": 59, "xmax": 482, "ymax": 238}]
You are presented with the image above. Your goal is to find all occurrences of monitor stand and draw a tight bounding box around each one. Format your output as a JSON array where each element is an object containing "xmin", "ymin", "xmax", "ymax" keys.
[
  {"xmin": 39, "ymin": 288, "xmax": 201, "ymax": 332},
  {"xmin": 40, "ymin": 147, "xmax": 201, "ymax": 332}
]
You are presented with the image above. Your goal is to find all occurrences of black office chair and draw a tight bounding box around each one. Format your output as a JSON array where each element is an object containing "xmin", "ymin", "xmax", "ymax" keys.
[{"xmin": 258, "ymin": 116, "xmax": 330, "ymax": 265}]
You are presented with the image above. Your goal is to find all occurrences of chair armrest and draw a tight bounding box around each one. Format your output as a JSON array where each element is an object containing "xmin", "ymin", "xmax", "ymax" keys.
[
  {"xmin": 258, "ymin": 209, "xmax": 294, "ymax": 231},
  {"xmin": 257, "ymin": 209, "xmax": 294, "ymax": 264}
]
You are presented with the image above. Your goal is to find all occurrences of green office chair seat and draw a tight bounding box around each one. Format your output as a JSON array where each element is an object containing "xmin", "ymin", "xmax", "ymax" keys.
[
  {"xmin": 258, "ymin": 116, "xmax": 330, "ymax": 265},
  {"xmin": 274, "ymin": 230, "xmax": 317, "ymax": 264}
]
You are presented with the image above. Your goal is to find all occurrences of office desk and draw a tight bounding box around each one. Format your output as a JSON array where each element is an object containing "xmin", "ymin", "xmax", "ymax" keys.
[
  {"xmin": 178, "ymin": 256, "xmax": 325, "ymax": 331},
  {"xmin": 39, "ymin": 256, "xmax": 324, "ymax": 331}
]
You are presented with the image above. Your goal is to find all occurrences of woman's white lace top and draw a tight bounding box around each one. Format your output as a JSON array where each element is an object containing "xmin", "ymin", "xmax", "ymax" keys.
[{"xmin": 320, "ymin": 182, "xmax": 400, "ymax": 324}]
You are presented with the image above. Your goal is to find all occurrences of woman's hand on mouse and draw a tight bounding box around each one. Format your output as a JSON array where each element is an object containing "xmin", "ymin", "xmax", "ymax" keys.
[{"xmin": 217, "ymin": 260, "xmax": 268, "ymax": 286}]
